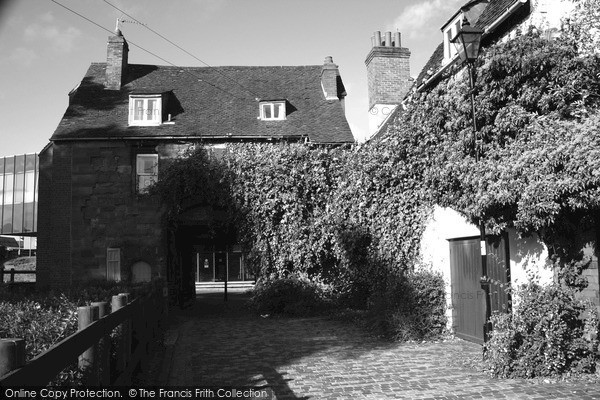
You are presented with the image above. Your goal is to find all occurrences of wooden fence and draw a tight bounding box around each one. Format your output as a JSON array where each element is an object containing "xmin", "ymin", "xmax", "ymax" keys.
[
  {"xmin": 1, "ymin": 268, "xmax": 36, "ymax": 283},
  {"xmin": 0, "ymin": 282, "xmax": 169, "ymax": 386}
]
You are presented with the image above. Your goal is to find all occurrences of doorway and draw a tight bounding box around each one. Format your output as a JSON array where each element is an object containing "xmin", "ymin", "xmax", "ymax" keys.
[
  {"xmin": 192, "ymin": 244, "xmax": 254, "ymax": 283},
  {"xmin": 448, "ymin": 234, "xmax": 511, "ymax": 344}
]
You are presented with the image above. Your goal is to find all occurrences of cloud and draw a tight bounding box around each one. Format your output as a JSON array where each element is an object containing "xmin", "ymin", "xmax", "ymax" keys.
[
  {"xmin": 23, "ymin": 13, "xmax": 82, "ymax": 53},
  {"xmin": 388, "ymin": 0, "xmax": 464, "ymax": 39},
  {"xmin": 8, "ymin": 47, "xmax": 38, "ymax": 67}
]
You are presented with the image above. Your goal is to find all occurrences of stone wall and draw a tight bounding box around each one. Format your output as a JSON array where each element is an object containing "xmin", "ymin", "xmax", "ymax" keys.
[{"xmin": 37, "ymin": 140, "xmax": 191, "ymax": 287}]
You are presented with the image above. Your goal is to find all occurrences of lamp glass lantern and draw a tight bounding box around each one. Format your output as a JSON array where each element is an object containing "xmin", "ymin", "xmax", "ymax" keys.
[{"xmin": 450, "ymin": 18, "xmax": 484, "ymax": 63}]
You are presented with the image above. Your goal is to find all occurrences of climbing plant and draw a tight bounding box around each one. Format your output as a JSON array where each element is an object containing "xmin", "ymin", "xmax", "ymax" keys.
[
  {"xmin": 381, "ymin": 23, "xmax": 600, "ymax": 258},
  {"xmin": 152, "ymin": 140, "xmax": 433, "ymax": 301}
]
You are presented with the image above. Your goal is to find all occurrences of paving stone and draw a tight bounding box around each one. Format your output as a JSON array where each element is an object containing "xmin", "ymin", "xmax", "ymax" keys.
[{"xmin": 150, "ymin": 291, "xmax": 600, "ymax": 399}]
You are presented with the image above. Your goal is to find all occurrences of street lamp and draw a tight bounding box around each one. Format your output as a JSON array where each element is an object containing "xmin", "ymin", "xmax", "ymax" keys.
[{"xmin": 450, "ymin": 17, "xmax": 492, "ymax": 344}]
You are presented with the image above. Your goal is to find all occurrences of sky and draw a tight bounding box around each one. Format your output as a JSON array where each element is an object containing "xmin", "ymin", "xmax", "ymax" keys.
[{"xmin": 0, "ymin": 0, "xmax": 466, "ymax": 157}]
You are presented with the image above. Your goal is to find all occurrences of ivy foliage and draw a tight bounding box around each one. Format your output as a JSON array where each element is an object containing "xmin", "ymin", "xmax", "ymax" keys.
[
  {"xmin": 153, "ymin": 140, "xmax": 433, "ymax": 302},
  {"xmin": 383, "ymin": 24, "xmax": 600, "ymax": 257}
]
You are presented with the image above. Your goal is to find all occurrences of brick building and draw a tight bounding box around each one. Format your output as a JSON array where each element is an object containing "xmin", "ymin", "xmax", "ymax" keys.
[{"xmin": 37, "ymin": 29, "xmax": 353, "ymax": 302}]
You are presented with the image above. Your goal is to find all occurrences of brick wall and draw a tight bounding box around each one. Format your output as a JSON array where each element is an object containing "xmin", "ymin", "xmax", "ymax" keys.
[
  {"xmin": 365, "ymin": 46, "xmax": 411, "ymax": 110},
  {"xmin": 37, "ymin": 143, "xmax": 73, "ymax": 287},
  {"xmin": 106, "ymin": 34, "xmax": 128, "ymax": 90}
]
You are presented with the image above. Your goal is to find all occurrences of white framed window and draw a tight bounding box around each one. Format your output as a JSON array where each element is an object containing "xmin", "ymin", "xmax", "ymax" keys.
[
  {"xmin": 107, "ymin": 248, "xmax": 121, "ymax": 281},
  {"xmin": 136, "ymin": 154, "xmax": 158, "ymax": 194},
  {"xmin": 128, "ymin": 95, "xmax": 162, "ymax": 126},
  {"xmin": 443, "ymin": 17, "xmax": 463, "ymax": 64},
  {"xmin": 259, "ymin": 101, "xmax": 286, "ymax": 121}
]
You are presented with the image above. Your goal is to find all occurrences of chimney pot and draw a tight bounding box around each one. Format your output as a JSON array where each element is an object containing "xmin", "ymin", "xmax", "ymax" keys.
[
  {"xmin": 374, "ymin": 31, "xmax": 382, "ymax": 47},
  {"xmin": 394, "ymin": 32, "xmax": 401, "ymax": 47},
  {"xmin": 365, "ymin": 29, "xmax": 411, "ymax": 135},
  {"xmin": 385, "ymin": 31, "xmax": 392, "ymax": 47}
]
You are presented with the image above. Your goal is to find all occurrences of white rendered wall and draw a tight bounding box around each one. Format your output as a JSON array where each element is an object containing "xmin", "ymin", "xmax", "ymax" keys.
[{"xmin": 420, "ymin": 206, "xmax": 553, "ymax": 330}]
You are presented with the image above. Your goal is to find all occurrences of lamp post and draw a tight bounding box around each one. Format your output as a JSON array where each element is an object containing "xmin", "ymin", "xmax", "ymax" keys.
[{"xmin": 450, "ymin": 18, "xmax": 492, "ymax": 343}]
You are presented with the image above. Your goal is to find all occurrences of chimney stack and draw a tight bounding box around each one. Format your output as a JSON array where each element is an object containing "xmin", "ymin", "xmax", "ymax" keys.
[
  {"xmin": 365, "ymin": 30, "xmax": 411, "ymax": 137},
  {"xmin": 321, "ymin": 56, "xmax": 346, "ymax": 101},
  {"xmin": 105, "ymin": 29, "xmax": 129, "ymax": 90}
]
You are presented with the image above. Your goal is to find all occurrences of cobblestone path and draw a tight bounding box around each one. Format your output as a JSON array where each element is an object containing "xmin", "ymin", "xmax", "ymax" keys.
[{"xmin": 151, "ymin": 291, "xmax": 600, "ymax": 399}]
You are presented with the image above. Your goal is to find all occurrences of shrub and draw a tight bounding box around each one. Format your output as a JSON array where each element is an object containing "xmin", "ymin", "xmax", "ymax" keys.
[
  {"xmin": 0, "ymin": 294, "xmax": 77, "ymax": 361},
  {"xmin": 484, "ymin": 282, "xmax": 599, "ymax": 378},
  {"xmin": 250, "ymin": 274, "xmax": 333, "ymax": 316},
  {"xmin": 0, "ymin": 280, "xmax": 161, "ymax": 384},
  {"xmin": 367, "ymin": 269, "xmax": 447, "ymax": 341}
]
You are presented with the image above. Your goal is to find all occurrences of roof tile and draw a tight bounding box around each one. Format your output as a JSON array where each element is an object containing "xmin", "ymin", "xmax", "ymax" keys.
[{"xmin": 52, "ymin": 63, "xmax": 354, "ymax": 144}]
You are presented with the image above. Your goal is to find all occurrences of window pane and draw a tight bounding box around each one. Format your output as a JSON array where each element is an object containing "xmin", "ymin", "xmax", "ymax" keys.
[
  {"xmin": 24, "ymin": 171, "xmax": 35, "ymax": 203},
  {"xmin": 3, "ymin": 173, "xmax": 13, "ymax": 205},
  {"xmin": 15, "ymin": 155, "xmax": 25, "ymax": 173},
  {"xmin": 25, "ymin": 154, "xmax": 36, "ymax": 171},
  {"xmin": 134, "ymin": 99, "xmax": 144, "ymax": 120},
  {"xmin": 23, "ymin": 202, "xmax": 34, "ymax": 233},
  {"xmin": 137, "ymin": 155, "xmax": 158, "ymax": 175},
  {"xmin": 138, "ymin": 175, "xmax": 157, "ymax": 193},
  {"xmin": 12, "ymin": 203, "xmax": 22, "ymax": 233},
  {"xmin": 2, "ymin": 204, "xmax": 12, "ymax": 233},
  {"xmin": 14, "ymin": 172, "xmax": 24, "ymax": 205},
  {"xmin": 277, "ymin": 103, "xmax": 285, "ymax": 118},
  {"xmin": 263, "ymin": 104, "xmax": 271, "ymax": 119},
  {"xmin": 107, "ymin": 248, "xmax": 121, "ymax": 281},
  {"xmin": 147, "ymin": 99, "xmax": 156, "ymax": 120},
  {"xmin": 273, "ymin": 104, "xmax": 279, "ymax": 119},
  {"xmin": 5, "ymin": 157, "xmax": 14, "ymax": 174}
]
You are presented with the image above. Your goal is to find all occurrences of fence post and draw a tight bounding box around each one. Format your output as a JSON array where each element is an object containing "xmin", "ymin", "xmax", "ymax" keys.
[
  {"xmin": 78, "ymin": 305, "xmax": 100, "ymax": 385},
  {"xmin": 91, "ymin": 301, "xmax": 110, "ymax": 386},
  {"xmin": 118, "ymin": 293, "xmax": 132, "ymax": 369},
  {"xmin": 111, "ymin": 294, "xmax": 128, "ymax": 379},
  {"xmin": 10, "ymin": 268, "xmax": 15, "ymax": 284},
  {"xmin": 162, "ymin": 285, "xmax": 169, "ymax": 327},
  {"xmin": 0, "ymin": 338, "xmax": 25, "ymax": 377}
]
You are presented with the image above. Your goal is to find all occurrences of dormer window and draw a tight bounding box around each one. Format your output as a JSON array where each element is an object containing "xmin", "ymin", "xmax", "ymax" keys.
[
  {"xmin": 443, "ymin": 16, "xmax": 463, "ymax": 64},
  {"xmin": 259, "ymin": 101, "xmax": 286, "ymax": 121},
  {"xmin": 129, "ymin": 95, "xmax": 162, "ymax": 126}
]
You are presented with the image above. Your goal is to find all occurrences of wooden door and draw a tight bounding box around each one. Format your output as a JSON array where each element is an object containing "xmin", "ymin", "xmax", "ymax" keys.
[{"xmin": 449, "ymin": 235, "xmax": 510, "ymax": 344}]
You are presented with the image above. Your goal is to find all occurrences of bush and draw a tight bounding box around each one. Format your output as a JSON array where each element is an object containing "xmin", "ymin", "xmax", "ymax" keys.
[
  {"xmin": 0, "ymin": 280, "xmax": 161, "ymax": 384},
  {"xmin": 250, "ymin": 274, "xmax": 333, "ymax": 316},
  {"xmin": 0, "ymin": 294, "xmax": 77, "ymax": 361},
  {"xmin": 484, "ymin": 282, "xmax": 599, "ymax": 378},
  {"xmin": 367, "ymin": 269, "xmax": 447, "ymax": 341}
]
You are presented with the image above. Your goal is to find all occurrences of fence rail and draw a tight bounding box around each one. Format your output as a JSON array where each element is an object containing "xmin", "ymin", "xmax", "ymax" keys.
[
  {"xmin": 1, "ymin": 268, "xmax": 36, "ymax": 283},
  {"xmin": 0, "ymin": 282, "xmax": 168, "ymax": 386}
]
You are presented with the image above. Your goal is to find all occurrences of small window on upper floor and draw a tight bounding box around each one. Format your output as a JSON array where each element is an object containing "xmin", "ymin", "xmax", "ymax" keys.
[
  {"xmin": 129, "ymin": 95, "xmax": 162, "ymax": 126},
  {"xmin": 259, "ymin": 101, "xmax": 286, "ymax": 121},
  {"xmin": 443, "ymin": 17, "xmax": 463, "ymax": 64},
  {"xmin": 136, "ymin": 154, "xmax": 158, "ymax": 194}
]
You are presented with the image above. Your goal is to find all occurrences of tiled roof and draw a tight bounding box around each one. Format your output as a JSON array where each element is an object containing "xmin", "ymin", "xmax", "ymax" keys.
[
  {"xmin": 415, "ymin": 43, "xmax": 445, "ymax": 88},
  {"xmin": 52, "ymin": 63, "xmax": 354, "ymax": 144},
  {"xmin": 415, "ymin": 0, "xmax": 525, "ymax": 89}
]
